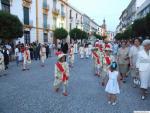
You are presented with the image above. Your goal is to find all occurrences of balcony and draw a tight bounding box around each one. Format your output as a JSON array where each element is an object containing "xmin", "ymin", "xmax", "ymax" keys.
[
  {"xmin": 61, "ymin": 12, "xmax": 65, "ymax": 18},
  {"xmin": 23, "ymin": 0, "xmax": 32, "ymax": 3},
  {"xmin": 24, "ymin": 20, "xmax": 33, "ymax": 29},
  {"xmin": 52, "ymin": 8, "xmax": 59, "ymax": 16},
  {"xmin": 22, "ymin": 0, "xmax": 32, "ymax": 7},
  {"xmin": 43, "ymin": 2, "xmax": 49, "ymax": 10},
  {"xmin": 43, "ymin": 24, "xmax": 50, "ymax": 30}
]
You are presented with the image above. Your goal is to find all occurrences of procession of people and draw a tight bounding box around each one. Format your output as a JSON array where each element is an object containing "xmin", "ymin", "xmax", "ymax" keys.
[
  {"xmin": 0, "ymin": 37, "xmax": 150, "ymax": 106},
  {"xmin": 52, "ymin": 38, "xmax": 150, "ymax": 105}
]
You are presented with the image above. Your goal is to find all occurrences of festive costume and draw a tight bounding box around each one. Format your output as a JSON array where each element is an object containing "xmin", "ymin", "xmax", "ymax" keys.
[
  {"xmin": 79, "ymin": 46, "xmax": 84, "ymax": 59},
  {"xmin": 92, "ymin": 48, "xmax": 101, "ymax": 76},
  {"xmin": 23, "ymin": 48, "xmax": 31, "ymax": 70},
  {"xmin": 40, "ymin": 46, "xmax": 46, "ymax": 66},
  {"xmin": 53, "ymin": 54, "xmax": 69, "ymax": 96},
  {"xmin": 85, "ymin": 47, "xmax": 89, "ymax": 58},
  {"xmin": 101, "ymin": 45, "xmax": 114, "ymax": 84},
  {"xmin": 69, "ymin": 47, "xmax": 74, "ymax": 67}
]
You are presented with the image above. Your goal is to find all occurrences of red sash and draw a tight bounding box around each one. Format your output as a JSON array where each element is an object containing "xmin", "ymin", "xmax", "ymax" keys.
[
  {"xmin": 104, "ymin": 55, "xmax": 111, "ymax": 65},
  {"xmin": 56, "ymin": 62, "xmax": 68, "ymax": 82},
  {"xmin": 55, "ymin": 51, "xmax": 62, "ymax": 56},
  {"xmin": 25, "ymin": 51, "xmax": 29, "ymax": 60},
  {"xmin": 93, "ymin": 52, "xmax": 100, "ymax": 64}
]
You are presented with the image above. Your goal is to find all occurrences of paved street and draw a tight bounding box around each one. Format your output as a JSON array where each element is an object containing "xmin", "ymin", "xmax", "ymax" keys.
[{"xmin": 0, "ymin": 55, "xmax": 150, "ymax": 113}]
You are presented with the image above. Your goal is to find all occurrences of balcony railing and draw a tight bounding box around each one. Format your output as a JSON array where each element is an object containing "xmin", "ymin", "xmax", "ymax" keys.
[
  {"xmin": 43, "ymin": 23, "xmax": 50, "ymax": 29},
  {"xmin": 23, "ymin": 0, "xmax": 32, "ymax": 3},
  {"xmin": 23, "ymin": 19, "xmax": 33, "ymax": 29},
  {"xmin": 43, "ymin": 3, "xmax": 49, "ymax": 10},
  {"xmin": 52, "ymin": 8, "xmax": 59, "ymax": 16}
]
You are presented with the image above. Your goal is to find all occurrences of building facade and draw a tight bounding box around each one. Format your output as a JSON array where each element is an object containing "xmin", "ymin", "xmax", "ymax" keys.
[
  {"xmin": 0, "ymin": 0, "xmax": 101, "ymax": 44},
  {"xmin": 117, "ymin": 0, "xmax": 146, "ymax": 33},
  {"xmin": 136, "ymin": 0, "xmax": 150, "ymax": 19}
]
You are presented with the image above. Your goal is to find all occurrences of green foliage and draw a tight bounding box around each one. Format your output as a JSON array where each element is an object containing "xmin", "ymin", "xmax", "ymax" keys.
[
  {"xmin": 69, "ymin": 28, "xmax": 82, "ymax": 40},
  {"xmin": 94, "ymin": 33, "xmax": 102, "ymax": 40},
  {"xmin": 54, "ymin": 28, "xmax": 68, "ymax": 40},
  {"xmin": 0, "ymin": 11, "xmax": 23, "ymax": 40},
  {"xmin": 145, "ymin": 13, "xmax": 150, "ymax": 35},
  {"xmin": 115, "ymin": 12, "xmax": 150, "ymax": 40},
  {"xmin": 81, "ymin": 31, "xmax": 88, "ymax": 40},
  {"xmin": 132, "ymin": 18, "xmax": 147, "ymax": 37}
]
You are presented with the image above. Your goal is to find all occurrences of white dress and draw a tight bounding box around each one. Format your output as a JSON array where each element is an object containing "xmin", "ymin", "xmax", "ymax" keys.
[{"xmin": 105, "ymin": 71, "xmax": 120, "ymax": 94}]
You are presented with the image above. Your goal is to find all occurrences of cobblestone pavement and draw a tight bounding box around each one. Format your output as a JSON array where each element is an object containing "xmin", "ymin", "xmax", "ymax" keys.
[{"xmin": 0, "ymin": 55, "xmax": 150, "ymax": 113}]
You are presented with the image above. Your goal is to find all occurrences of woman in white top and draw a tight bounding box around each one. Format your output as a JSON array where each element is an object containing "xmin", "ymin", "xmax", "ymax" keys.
[
  {"xmin": 136, "ymin": 39, "xmax": 150, "ymax": 100},
  {"xmin": 129, "ymin": 38, "xmax": 143, "ymax": 87}
]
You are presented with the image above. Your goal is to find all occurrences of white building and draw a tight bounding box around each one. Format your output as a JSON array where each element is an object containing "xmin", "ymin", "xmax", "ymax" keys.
[
  {"xmin": 136, "ymin": 0, "xmax": 150, "ymax": 19},
  {"xmin": 117, "ymin": 0, "xmax": 146, "ymax": 33},
  {"xmin": 0, "ymin": 0, "xmax": 101, "ymax": 44}
]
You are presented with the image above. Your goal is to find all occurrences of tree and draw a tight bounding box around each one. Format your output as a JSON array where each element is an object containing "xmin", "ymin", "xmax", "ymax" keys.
[
  {"xmin": 94, "ymin": 33, "xmax": 102, "ymax": 40},
  {"xmin": 54, "ymin": 28, "xmax": 68, "ymax": 40},
  {"xmin": 115, "ymin": 33, "xmax": 125, "ymax": 40},
  {"xmin": 69, "ymin": 28, "xmax": 82, "ymax": 40},
  {"xmin": 81, "ymin": 31, "xmax": 88, "ymax": 40},
  {"xmin": 0, "ymin": 11, "xmax": 23, "ymax": 41},
  {"xmin": 123, "ymin": 26, "xmax": 133, "ymax": 39},
  {"xmin": 145, "ymin": 13, "xmax": 150, "ymax": 36},
  {"xmin": 132, "ymin": 18, "xmax": 147, "ymax": 37}
]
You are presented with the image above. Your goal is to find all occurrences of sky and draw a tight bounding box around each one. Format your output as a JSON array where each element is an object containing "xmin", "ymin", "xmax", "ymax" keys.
[{"xmin": 69, "ymin": 0, "xmax": 131, "ymax": 32}]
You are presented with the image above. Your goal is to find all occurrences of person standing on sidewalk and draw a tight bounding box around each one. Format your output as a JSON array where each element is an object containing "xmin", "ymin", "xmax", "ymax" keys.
[
  {"xmin": 3, "ymin": 46, "xmax": 9, "ymax": 70},
  {"xmin": 0, "ymin": 47, "xmax": 5, "ymax": 76},
  {"xmin": 15, "ymin": 45, "xmax": 19, "ymax": 66},
  {"xmin": 40, "ymin": 44, "xmax": 46, "ymax": 67}
]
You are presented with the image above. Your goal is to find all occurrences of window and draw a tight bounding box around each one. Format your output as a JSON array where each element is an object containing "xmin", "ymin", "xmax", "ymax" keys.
[
  {"xmin": 43, "ymin": 0, "xmax": 47, "ymax": 8},
  {"xmin": 70, "ymin": 10, "xmax": 72, "ymax": 19},
  {"xmin": 69, "ymin": 23, "xmax": 72, "ymax": 31},
  {"xmin": 24, "ymin": 31, "xmax": 30, "ymax": 44},
  {"xmin": 23, "ymin": 7, "xmax": 29, "ymax": 25},
  {"xmin": 53, "ymin": 0, "xmax": 57, "ymax": 9},
  {"xmin": 43, "ymin": 14, "xmax": 47, "ymax": 28},
  {"xmin": 61, "ymin": 4, "xmax": 64, "ymax": 13},
  {"xmin": 53, "ymin": 17, "xmax": 57, "ymax": 28},
  {"xmin": 76, "ymin": 13, "xmax": 78, "ymax": 19},
  {"xmin": 1, "ymin": 0, "xmax": 10, "ymax": 13},
  {"xmin": 44, "ymin": 33, "xmax": 48, "ymax": 42}
]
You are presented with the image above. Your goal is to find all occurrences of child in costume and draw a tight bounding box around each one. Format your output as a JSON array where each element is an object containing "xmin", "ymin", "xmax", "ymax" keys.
[
  {"xmin": 101, "ymin": 44, "xmax": 115, "ymax": 86},
  {"xmin": 22, "ymin": 46, "xmax": 31, "ymax": 71},
  {"xmin": 53, "ymin": 53, "xmax": 69, "ymax": 96},
  {"xmin": 79, "ymin": 44, "xmax": 85, "ymax": 59},
  {"xmin": 105, "ymin": 62, "xmax": 121, "ymax": 105},
  {"xmin": 92, "ymin": 47, "xmax": 101, "ymax": 76},
  {"xmin": 69, "ymin": 45, "xmax": 74, "ymax": 67}
]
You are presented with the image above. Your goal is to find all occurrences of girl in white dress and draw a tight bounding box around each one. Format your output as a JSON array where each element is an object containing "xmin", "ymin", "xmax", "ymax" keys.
[{"xmin": 105, "ymin": 62, "xmax": 121, "ymax": 105}]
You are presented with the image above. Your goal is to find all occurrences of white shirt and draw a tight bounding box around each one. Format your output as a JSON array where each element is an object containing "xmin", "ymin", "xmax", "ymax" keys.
[
  {"xmin": 15, "ymin": 48, "xmax": 19, "ymax": 56},
  {"xmin": 129, "ymin": 45, "xmax": 143, "ymax": 66}
]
